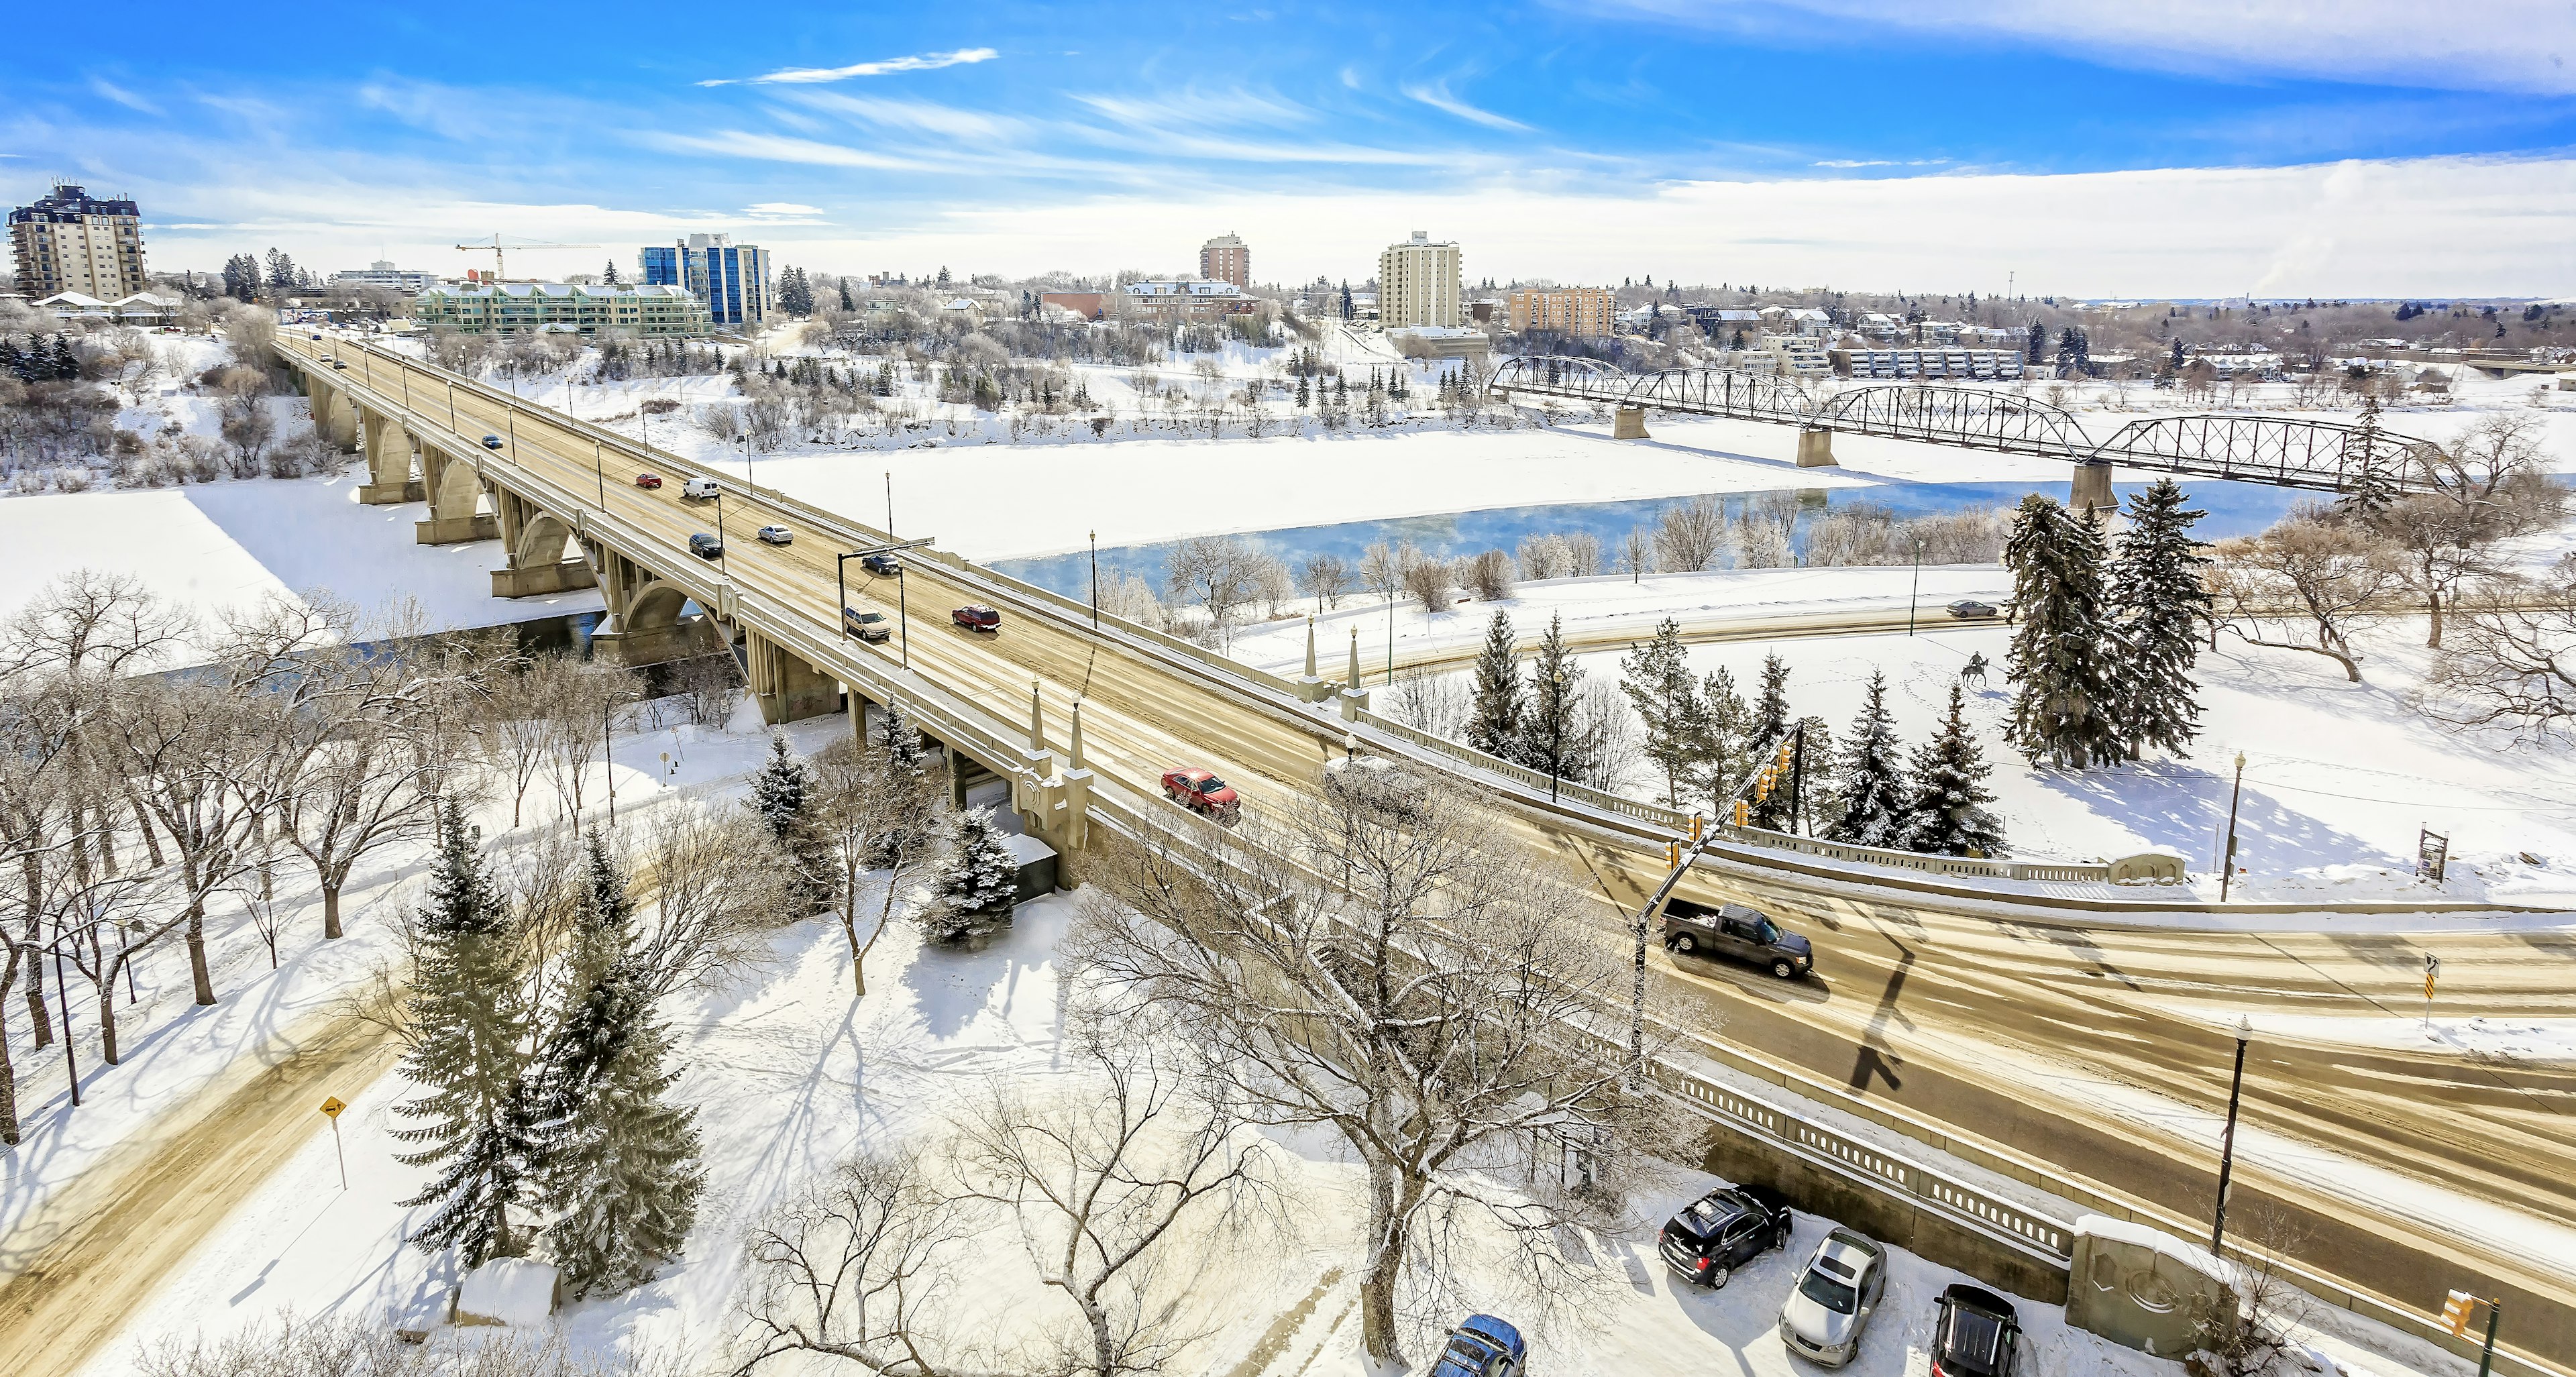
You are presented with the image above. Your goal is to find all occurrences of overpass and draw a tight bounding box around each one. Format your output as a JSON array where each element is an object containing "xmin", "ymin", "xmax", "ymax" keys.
[
  {"xmin": 278, "ymin": 333, "xmax": 2575, "ymax": 1372},
  {"xmin": 1489, "ymin": 355, "xmax": 2445, "ymax": 508}
]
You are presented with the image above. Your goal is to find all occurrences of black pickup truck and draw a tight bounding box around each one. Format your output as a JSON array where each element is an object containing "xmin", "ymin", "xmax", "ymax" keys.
[{"xmin": 1662, "ymin": 897, "xmax": 1815, "ymax": 981}]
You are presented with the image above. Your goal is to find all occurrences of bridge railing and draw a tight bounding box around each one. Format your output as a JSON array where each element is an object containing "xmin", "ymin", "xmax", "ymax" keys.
[
  {"xmin": 1713, "ymin": 824, "xmax": 2111, "ymax": 883},
  {"xmin": 1352, "ymin": 707, "xmax": 1697, "ymax": 831}
]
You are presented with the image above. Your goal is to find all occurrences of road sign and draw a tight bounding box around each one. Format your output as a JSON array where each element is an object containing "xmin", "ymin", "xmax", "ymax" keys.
[
  {"xmin": 2418, "ymin": 828, "xmax": 2450, "ymax": 883},
  {"xmin": 320, "ymin": 1096, "xmax": 350, "ymax": 1187},
  {"xmin": 319, "ymin": 1096, "xmax": 346, "ymax": 1119}
]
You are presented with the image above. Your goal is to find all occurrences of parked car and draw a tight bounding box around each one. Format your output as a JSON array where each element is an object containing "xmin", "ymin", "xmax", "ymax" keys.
[
  {"xmin": 1945, "ymin": 599, "xmax": 2000, "ymax": 620},
  {"xmin": 842, "ymin": 607, "xmax": 892, "ymax": 643},
  {"xmin": 859, "ymin": 551, "xmax": 902, "ymax": 576},
  {"xmin": 1929, "ymin": 1284, "xmax": 2022, "ymax": 1377},
  {"xmin": 633, "ymin": 472, "xmax": 663, "ymax": 490},
  {"xmin": 1427, "ymin": 1315, "xmax": 1524, "ymax": 1377},
  {"xmin": 688, "ymin": 533, "xmax": 722, "ymax": 560},
  {"xmin": 1662, "ymin": 897, "xmax": 1814, "ymax": 980},
  {"xmin": 1778, "ymin": 1228, "xmax": 1887, "ymax": 1367},
  {"xmin": 1160, "ymin": 768, "xmax": 1241, "ymax": 824},
  {"xmin": 757, "ymin": 525, "xmax": 793, "ymax": 545},
  {"xmin": 682, "ymin": 476, "xmax": 722, "ymax": 501},
  {"xmin": 480, "ymin": 434, "xmax": 504, "ymax": 450},
  {"xmin": 952, "ymin": 605, "xmax": 1000, "ymax": 632},
  {"xmin": 1658, "ymin": 1184, "xmax": 1792, "ymax": 1288}
]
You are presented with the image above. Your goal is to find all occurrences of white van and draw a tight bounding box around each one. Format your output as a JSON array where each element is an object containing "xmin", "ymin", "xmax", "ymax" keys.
[{"xmin": 681, "ymin": 476, "xmax": 722, "ymax": 502}]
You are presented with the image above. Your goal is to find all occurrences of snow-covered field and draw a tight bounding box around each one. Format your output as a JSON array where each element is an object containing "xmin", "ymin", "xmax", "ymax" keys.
[{"xmin": 1235, "ymin": 563, "xmax": 2576, "ymax": 906}]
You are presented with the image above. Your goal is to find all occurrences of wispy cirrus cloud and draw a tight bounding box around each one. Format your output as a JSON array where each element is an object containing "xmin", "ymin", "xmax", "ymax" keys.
[
  {"xmin": 1399, "ymin": 80, "xmax": 1529, "ymax": 131},
  {"xmin": 88, "ymin": 76, "xmax": 162, "ymax": 115},
  {"xmin": 698, "ymin": 47, "xmax": 998, "ymax": 88},
  {"xmin": 632, "ymin": 129, "xmax": 933, "ymax": 170}
]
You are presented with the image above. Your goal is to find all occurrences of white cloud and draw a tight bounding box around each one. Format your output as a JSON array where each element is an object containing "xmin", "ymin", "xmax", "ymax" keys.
[
  {"xmin": 745, "ymin": 202, "xmax": 825, "ymax": 217},
  {"xmin": 632, "ymin": 129, "xmax": 930, "ymax": 171},
  {"xmin": 1582, "ymin": 0, "xmax": 2576, "ymax": 95},
  {"xmin": 1400, "ymin": 80, "xmax": 1532, "ymax": 131},
  {"xmin": 698, "ymin": 47, "xmax": 998, "ymax": 88},
  {"xmin": 786, "ymin": 91, "xmax": 1026, "ymax": 142},
  {"xmin": 87, "ymin": 77, "xmax": 162, "ymax": 115}
]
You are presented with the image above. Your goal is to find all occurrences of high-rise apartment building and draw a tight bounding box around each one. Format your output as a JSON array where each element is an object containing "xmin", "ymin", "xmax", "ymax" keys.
[
  {"xmin": 1376, "ymin": 231, "xmax": 1461, "ymax": 329},
  {"xmin": 1506, "ymin": 287, "xmax": 1615, "ymax": 337},
  {"xmin": 639, "ymin": 233, "xmax": 771, "ymax": 331},
  {"xmin": 9, "ymin": 184, "xmax": 146, "ymax": 301},
  {"xmin": 1199, "ymin": 232, "xmax": 1250, "ymax": 290}
]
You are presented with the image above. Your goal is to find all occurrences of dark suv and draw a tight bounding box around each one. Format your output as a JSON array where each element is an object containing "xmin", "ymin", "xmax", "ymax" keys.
[
  {"xmin": 1663, "ymin": 897, "xmax": 1813, "ymax": 980},
  {"xmin": 1931, "ymin": 1284, "xmax": 2023, "ymax": 1377},
  {"xmin": 1658, "ymin": 1183, "xmax": 1791, "ymax": 1288}
]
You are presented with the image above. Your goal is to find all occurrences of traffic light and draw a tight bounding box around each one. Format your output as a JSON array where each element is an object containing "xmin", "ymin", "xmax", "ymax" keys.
[
  {"xmin": 1774, "ymin": 741, "xmax": 1796, "ymax": 771},
  {"xmin": 1731, "ymin": 800, "xmax": 1750, "ymax": 827},
  {"xmin": 1666, "ymin": 840, "xmax": 1682, "ymax": 869},
  {"xmin": 2441, "ymin": 1290, "xmax": 2478, "ymax": 1337}
]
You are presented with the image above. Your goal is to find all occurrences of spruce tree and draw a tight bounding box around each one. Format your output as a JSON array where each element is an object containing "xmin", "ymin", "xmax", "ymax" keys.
[
  {"xmin": 531, "ymin": 838, "xmax": 704, "ymax": 1296},
  {"xmin": 1517, "ymin": 613, "xmax": 1594, "ymax": 783},
  {"xmin": 749, "ymin": 734, "xmax": 831, "ymax": 914},
  {"xmin": 1620, "ymin": 618, "xmax": 1705, "ymax": 806},
  {"xmin": 1824, "ymin": 672, "xmax": 1909, "ymax": 848},
  {"xmin": 1746, "ymin": 655, "xmax": 1794, "ymax": 830},
  {"xmin": 2107, "ymin": 480, "xmax": 2211, "ymax": 760},
  {"xmin": 1465, "ymin": 610, "xmax": 1523, "ymax": 758},
  {"xmin": 1689, "ymin": 667, "xmax": 1749, "ymax": 818},
  {"xmin": 2003, "ymin": 494, "xmax": 2121, "ymax": 769},
  {"xmin": 1904, "ymin": 683, "xmax": 2007, "ymax": 857},
  {"xmin": 924, "ymin": 806, "xmax": 1016, "ymax": 944},
  {"xmin": 394, "ymin": 802, "xmax": 535, "ymax": 1266}
]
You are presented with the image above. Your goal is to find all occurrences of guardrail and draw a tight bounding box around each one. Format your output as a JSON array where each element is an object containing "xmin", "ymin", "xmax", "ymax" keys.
[
  {"xmin": 1353, "ymin": 708, "xmax": 1697, "ymax": 831},
  {"xmin": 1715, "ymin": 824, "xmax": 2113, "ymax": 883}
]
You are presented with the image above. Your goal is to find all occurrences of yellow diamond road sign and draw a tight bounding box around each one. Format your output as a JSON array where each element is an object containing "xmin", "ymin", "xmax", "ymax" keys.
[{"xmin": 319, "ymin": 1096, "xmax": 347, "ymax": 1119}]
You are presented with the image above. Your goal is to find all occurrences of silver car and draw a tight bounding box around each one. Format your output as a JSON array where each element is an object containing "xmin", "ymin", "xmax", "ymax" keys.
[{"xmin": 1777, "ymin": 1227, "xmax": 1886, "ymax": 1366}]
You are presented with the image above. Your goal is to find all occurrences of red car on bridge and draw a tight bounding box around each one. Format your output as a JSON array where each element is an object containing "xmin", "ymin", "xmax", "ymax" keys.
[{"xmin": 1160, "ymin": 768, "xmax": 1241, "ymax": 824}]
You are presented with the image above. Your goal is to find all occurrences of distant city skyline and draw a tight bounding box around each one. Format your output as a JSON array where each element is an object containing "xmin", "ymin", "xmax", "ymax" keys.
[{"xmin": 7, "ymin": 1, "xmax": 2576, "ymax": 296}]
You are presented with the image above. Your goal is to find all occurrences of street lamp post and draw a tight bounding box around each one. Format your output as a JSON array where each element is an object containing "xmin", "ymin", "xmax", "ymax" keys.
[
  {"xmin": 896, "ymin": 565, "xmax": 910, "ymax": 667},
  {"xmin": 1908, "ymin": 537, "xmax": 1925, "ymax": 635},
  {"xmin": 885, "ymin": 470, "xmax": 894, "ymax": 535},
  {"xmin": 1089, "ymin": 531, "xmax": 1100, "ymax": 628},
  {"xmin": 2210, "ymin": 1013, "xmax": 2253, "ymax": 1255},
  {"xmin": 2219, "ymin": 751, "xmax": 2248, "ymax": 901},
  {"xmin": 713, "ymin": 490, "xmax": 729, "ymax": 576}
]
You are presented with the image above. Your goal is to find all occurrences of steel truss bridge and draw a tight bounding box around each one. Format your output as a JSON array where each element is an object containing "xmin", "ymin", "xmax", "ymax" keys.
[{"xmin": 1491, "ymin": 355, "xmax": 2442, "ymax": 494}]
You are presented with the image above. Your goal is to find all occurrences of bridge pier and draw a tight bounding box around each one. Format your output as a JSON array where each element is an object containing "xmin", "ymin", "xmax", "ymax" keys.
[
  {"xmin": 1612, "ymin": 405, "xmax": 1651, "ymax": 441},
  {"xmin": 1796, "ymin": 427, "xmax": 1838, "ymax": 467},
  {"xmin": 415, "ymin": 443, "xmax": 498, "ymax": 545},
  {"xmin": 2071, "ymin": 461, "xmax": 2115, "ymax": 517},
  {"xmin": 745, "ymin": 628, "xmax": 841, "ymax": 724},
  {"xmin": 588, "ymin": 549, "xmax": 720, "ymax": 667},
  {"xmin": 358, "ymin": 410, "xmax": 424, "ymax": 504},
  {"xmin": 489, "ymin": 491, "xmax": 599, "ymax": 598}
]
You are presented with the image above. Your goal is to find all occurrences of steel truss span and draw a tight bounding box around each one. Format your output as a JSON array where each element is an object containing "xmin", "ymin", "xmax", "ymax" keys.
[
  {"xmin": 2088, "ymin": 413, "xmax": 2439, "ymax": 494},
  {"xmin": 1487, "ymin": 358, "xmax": 2438, "ymax": 494}
]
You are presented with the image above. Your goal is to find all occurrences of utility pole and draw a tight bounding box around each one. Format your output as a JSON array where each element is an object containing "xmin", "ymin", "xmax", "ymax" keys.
[{"xmin": 2210, "ymin": 1013, "xmax": 2252, "ymax": 1256}]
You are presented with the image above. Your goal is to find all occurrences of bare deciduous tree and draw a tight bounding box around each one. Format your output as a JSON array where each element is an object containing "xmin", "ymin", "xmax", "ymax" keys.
[
  {"xmin": 1295, "ymin": 553, "xmax": 1353, "ymax": 612},
  {"xmin": 633, "ymin": 806, "xmax": 796, "ymax": 997},
  {"xmin": 1464, "ymin": 549, "xmax": 1515, "ymax": 602},
  {"xmin": 806, "ymin": 724, "xmax": 948, "ymax": 998},
  {"xmin": 2209, "ymin": 517, "xmax": 2405, "ymax": 682},
  {"xmin": 1165, "ymin": 536, "xmax": 1260, "ymax": 649},
  {"xmin": 1400, "ymin": 548, "xmax": 1451, "ymax": 612},
  {"xmin": 2424, "ymin": 554, "xmax": 2576, "ymax": 738},
  {"xmin": 1075, "ymin": 773, "xmax": 1653, "ymax": 1367},
  {"xmin": 1654, "ymin": 496, "xmax": 1727, "ymax": 571}
]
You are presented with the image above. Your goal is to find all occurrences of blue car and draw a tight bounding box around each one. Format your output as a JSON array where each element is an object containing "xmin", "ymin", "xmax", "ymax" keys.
[{"xmin": 1429, "ymin": 1315, "xmax": 1525, "ymax": 1377}]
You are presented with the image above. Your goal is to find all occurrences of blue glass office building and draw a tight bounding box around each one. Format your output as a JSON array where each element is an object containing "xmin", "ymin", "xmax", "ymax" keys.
[{"xmin": 634, "ymin": 236, "xmax": 769, "ymax": 331}]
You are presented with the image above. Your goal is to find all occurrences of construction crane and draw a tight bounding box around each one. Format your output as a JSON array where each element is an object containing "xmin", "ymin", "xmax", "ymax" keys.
[{"xmin": 454, "ymin": 235, "xmax": 602, "ymax": 282}]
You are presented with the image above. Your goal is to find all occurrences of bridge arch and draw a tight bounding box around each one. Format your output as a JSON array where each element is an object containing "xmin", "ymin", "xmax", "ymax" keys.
[
  {"xmin": 1624, "ymin": 368, "xmax": 1815, "ymax": 423},
  {"xmin": 516, "ymin": 510, "xmax": 574, "ymax": 569},
  {"xmin": 625, "ymin": 579, "xmax": 692, "ymax": 635},
  {"xmin": 2087, "ymin": 413, "xmax": 2439, "ymax": 494}
]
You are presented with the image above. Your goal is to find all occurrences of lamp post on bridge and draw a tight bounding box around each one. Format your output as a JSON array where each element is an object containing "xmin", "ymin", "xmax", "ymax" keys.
[
  {"xmin": 2209, "ymin": 1012, "xmax": 2253, "ymax": 1257},
  {"xmin": 1088, "ymin": 530, "xmax": 1099, "ymax": 629}
]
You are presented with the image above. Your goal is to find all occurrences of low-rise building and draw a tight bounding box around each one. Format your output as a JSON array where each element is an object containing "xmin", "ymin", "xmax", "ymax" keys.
[
  {"xmin": 333, "ymin": 260, "xmax": 441, "ymax": 294},
  {"xmin": 1119, "ymin": 279, "xmax": 1255, "ymax": 322},
  {"xmin": 1763, "ymin": 333, "xmax": 1833, "ymax": 377},
  {"xmin": 1506, "ymin": 286, "xmax": 1615, "ymax": 337},
  {"xmin": 411, "ymin": 282, "xmax": 711, "ymax": 337},
  {"xmin": 1389, "ymin": 325, "xmax": 1491, "ymax": 364},
  {"xmin": 1831, "ymin": 346, "xmax": 2026, "ymax": 381},
  {"xmin": 1039, "ymin": 291, "xmax": 1108, "ymax": 321}
]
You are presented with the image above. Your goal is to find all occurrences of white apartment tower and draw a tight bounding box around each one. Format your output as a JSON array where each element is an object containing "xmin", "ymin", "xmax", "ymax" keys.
[{"xmin": 1376, "ymin": 230, "xmax": 1462, "ymax": 329}]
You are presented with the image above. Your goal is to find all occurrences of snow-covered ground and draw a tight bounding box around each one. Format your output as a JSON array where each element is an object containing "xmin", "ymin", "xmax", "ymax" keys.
[
  {"xmin": 1237, "ymin": 564, "xmax": 2576, "ymax": 906},
  {"xmin": 76, "ymin": 867, "xmax": 2447, "ymax": 1377}
]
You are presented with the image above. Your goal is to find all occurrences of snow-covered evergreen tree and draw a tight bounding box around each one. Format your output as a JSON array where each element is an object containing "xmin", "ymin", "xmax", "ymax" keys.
[
  {"xmin": 1904, "ymin": 683, "xmax": 2008, "ymax": 857},
  {"xmin": 1689, "ymin": 667, "xmax": 1750, "ymax": 816},
  {"xmin": 1621, "ymin": 618, "xmax": 1707, "ymax": 807},
  {"xmin": 2003, "ymin": 494, "xmax": 2122, "ymax": 769},
  {"xmin": 529, "ymin": 838, "xmax": 704, "ymax": 1296},
  {"xmin": 748, "ymin": 734, "xmax": 830, "ymax": 914},
  {"xmin": 394, "ymin": 802, "xmax": 535, "ymax": 1265},
  {"xmin": 1746, "ymin": 655, "xmax": 1794, "ymax": 830},
  {"xmin": 1515, "ymin": 614, "xmax": 1593, "ymax": 782},
  {"xmin": 924, "ymin": 806, "xmax": 1016, "ymax": 944},
  {"xmin": 1824, "ymin": 673, "xmax": 1909, "ymax": 848},
  {"xmin": 2107, "ymin": 480, "xmax": 2212, "ymax": 761},
  {"xmin": 1465, "ymin": 611, "xmax": 1523, "ymax": 758}
]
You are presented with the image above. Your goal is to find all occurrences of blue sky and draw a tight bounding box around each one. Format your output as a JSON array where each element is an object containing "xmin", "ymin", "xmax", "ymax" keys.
[{"xmin": 8, "ymin": 1, "xmax": 2576, "ymax": 294}]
